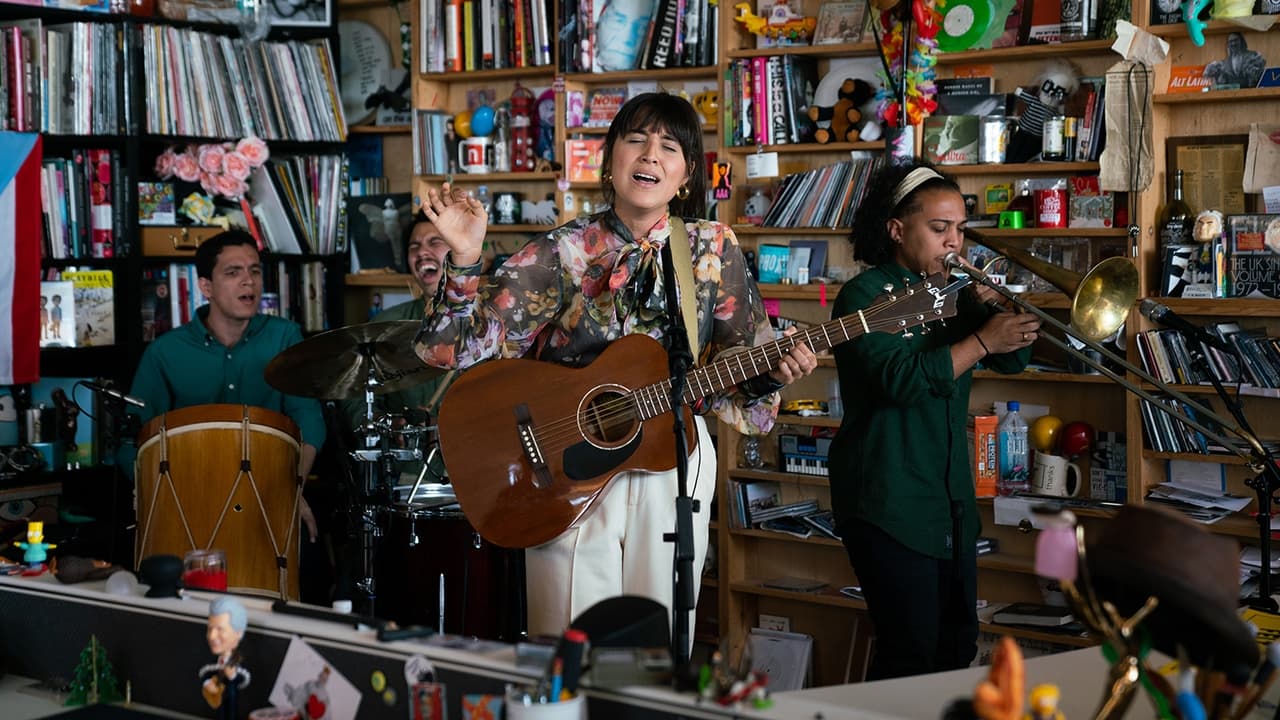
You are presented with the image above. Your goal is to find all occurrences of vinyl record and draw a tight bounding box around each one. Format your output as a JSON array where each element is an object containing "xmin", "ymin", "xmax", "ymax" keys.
[
  {"xmin": 339, "ymin": 21, "xmax": 391, "ymax": 126},
  {"xmin": 937, "ymin": 0, "xmax": 994, "ymax": 53}
]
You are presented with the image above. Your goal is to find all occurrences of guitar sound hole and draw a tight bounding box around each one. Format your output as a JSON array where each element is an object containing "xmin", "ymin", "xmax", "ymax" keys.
[{"xmin": 580, "ymin": 390, "xmax": 638, "ymax": 446}]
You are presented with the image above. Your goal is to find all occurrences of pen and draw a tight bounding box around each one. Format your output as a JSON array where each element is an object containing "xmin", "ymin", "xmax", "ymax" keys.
[
  {"xmin": 1179, "ymin": 663, "xmax": 1207, "ymax": 720},
  {"xmin": 558, "ymin": 628, "xmax": 587, "ymax": 695},
  {"xmin": 437, "ymin": 573, "xmax": 445, "ymax": 635},
  {"xmin": 549, "ymin": 658, "xmax": 563, "ymax": 703}
]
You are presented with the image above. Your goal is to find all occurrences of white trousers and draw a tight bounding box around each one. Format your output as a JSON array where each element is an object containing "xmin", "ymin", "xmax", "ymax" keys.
[{"xmin": 525, "ymin": 415, "xmax": 718, "ymax": 639}]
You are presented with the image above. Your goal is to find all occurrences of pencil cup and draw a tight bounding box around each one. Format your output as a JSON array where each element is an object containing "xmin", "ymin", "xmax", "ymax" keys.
[{"xmin": 504, "ymin": 686, "xmax": 586, "ymax": 719}]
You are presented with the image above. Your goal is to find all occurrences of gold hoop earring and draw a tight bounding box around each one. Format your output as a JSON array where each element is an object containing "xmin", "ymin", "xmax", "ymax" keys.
[{"xmin": 676, "ymin": 185, "xmax": 690, "ymax": 200}]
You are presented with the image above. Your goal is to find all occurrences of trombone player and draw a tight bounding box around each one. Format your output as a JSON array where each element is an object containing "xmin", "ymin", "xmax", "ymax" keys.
[{"xmin": 828, "ymin": 161, "xmax": 1040, "ymax": 680}]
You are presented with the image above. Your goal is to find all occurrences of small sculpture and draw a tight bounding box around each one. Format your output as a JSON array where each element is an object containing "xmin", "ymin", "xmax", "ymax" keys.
[
  {"xmin": 15, "ymin": 520, "xmax": 56, "ymax": 569},
  {"xmin": 200, "ymin": 596, "xmax": 251, "ymax": 720}
]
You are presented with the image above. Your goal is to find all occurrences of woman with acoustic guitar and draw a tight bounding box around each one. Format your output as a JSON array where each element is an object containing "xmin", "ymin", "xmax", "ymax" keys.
[{"xmin": 415, "ymin": 92, "xmax": 818, "ymax": 640}]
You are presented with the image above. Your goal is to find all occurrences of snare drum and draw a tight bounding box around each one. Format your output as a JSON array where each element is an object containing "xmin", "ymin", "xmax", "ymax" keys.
[
  {"xmin": 375, "ymin": 502, "xmax": 523, "ymax": 640},
  {"xmin": 135, "ymin": 404, "xmax": 301, "ymax": 598}
]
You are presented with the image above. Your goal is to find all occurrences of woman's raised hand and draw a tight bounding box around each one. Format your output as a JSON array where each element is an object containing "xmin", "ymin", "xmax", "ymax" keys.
[{"xmin": 422, "ymin": 182, "xmax": 487, "ymax": 266}]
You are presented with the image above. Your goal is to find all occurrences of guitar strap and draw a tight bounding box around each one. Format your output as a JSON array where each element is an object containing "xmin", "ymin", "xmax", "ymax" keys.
[{"xmin": 667, "ymin": 217, "xmax": 702, "ymax": 359}]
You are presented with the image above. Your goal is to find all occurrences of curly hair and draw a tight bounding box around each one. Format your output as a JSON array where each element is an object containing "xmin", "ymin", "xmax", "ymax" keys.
[
  {"xmin": 850, "ymin": 159, "xmax": 960, "ymax": 266},
  {"xmin": 599, "ymin": 92, "xmax": 707, "ymax": 219}
]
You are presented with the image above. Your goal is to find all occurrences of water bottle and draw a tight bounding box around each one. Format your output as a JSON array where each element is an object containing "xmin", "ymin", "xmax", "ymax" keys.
[
  {"xmin": 475, "ymin": 185, "xmax": 494, "ymax": 223},
  {"xmin": 998, "ymin": 401, "xmax": 1030, "ymax": 496}
]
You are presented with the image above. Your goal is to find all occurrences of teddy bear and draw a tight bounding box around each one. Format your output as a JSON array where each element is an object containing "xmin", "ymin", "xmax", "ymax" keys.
[{"xmin": 806, "ymin": 78, "xmax": 878, "ymax": 144}]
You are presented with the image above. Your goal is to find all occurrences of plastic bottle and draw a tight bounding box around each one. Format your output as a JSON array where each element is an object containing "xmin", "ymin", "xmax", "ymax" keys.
[
  {"xmin": 998, "ymin": 401, "xmax": 1030, "ymax": 496},
  {"xmin": 475, "ymin": 185, "xmax": 494, "ymax": 223}
]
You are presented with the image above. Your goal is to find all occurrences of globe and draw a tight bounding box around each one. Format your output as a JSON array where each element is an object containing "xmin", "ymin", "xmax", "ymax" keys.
[{"xmin": 470, "ymin": 105, "xmax": 496, "ymax": 137}]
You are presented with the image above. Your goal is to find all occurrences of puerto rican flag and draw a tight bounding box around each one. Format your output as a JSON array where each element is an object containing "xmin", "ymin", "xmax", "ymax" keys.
[{"xmin": 0, "ymin": 132, "xmax": 41, "ymax": 385}]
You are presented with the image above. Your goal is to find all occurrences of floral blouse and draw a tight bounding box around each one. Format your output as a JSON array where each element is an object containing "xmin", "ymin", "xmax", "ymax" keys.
[{"xmin": 413, "ymin": 210, "xmax": 780, "ymax": 435}]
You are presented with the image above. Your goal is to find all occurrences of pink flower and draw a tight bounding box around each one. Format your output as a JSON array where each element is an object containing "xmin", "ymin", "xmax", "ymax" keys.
[
  {"xmin": 197, "ymin": 144, "xmax": 226, "ymax": 174},
  {"xmin": 172, "ymin": 151, "xmax": 201, "ymax": 182},
  {"xmin": 236, "ymin": 136, "xmax": 269, "ymax": 167},
  {"xmin": 214, "ymin": 174, "xmax": 248, "ymax": 199},
  {"xmin": 154, "ymin": 148, "xmax": 177, "ymax": 178},
  {"xmin": 200, "ymin": 171, "xmax": 219, "ymax": 196},
  {"xmin": 222, "ymin": 151, "xmax": 253, "ymax": 181}
]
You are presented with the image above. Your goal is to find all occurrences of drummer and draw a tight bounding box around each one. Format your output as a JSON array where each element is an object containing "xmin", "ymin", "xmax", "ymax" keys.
[
  {"xmin": 340, "ymin": 209, "xmax": 454, "ymax": 487},
  {"xmin": 127, "ymin": 230, "xmax": 326, "ymax": 540}
]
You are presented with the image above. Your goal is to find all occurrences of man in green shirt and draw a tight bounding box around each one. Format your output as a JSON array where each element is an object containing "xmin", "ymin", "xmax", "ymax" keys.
[
  {"xmin": 129, "ymin": 230, "xmax": 326, "ymax": 539},
  {"xmin": 341, "ymin": 209, "xmax": 453, "ymax": 488}
]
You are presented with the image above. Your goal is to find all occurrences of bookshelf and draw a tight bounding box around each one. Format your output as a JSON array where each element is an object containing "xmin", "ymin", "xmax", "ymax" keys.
[{"xmin": 2, "ymin": 2, "xmax": 351, "ymax": 566}]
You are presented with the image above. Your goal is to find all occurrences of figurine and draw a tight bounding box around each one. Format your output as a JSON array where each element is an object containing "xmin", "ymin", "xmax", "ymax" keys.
[
  {"xmin": 1193, "ymin": 210, "xmax": 1224, "ymax": 244},
  {"xmin": 200, "ymin": 596, "xmax": 250, "ymax": 720},
  {"xmin": 1025, "ymin": 684, "xmax": 1065, "ymax": 720},
  {"xmin": 15, "ymin": 520, "xmax": 56, "ymax": 569}
]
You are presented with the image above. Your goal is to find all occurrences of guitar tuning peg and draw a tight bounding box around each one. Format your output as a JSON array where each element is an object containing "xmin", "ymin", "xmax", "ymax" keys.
[{"xmin": 881, "ymin": 283, "xmax": 895, "ymax": 294}]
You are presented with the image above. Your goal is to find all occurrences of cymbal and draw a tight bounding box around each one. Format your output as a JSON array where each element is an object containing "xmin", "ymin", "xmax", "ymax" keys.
[{"xmin": 265, "ymin": 321, "xmax": 441, "ymax": 399}]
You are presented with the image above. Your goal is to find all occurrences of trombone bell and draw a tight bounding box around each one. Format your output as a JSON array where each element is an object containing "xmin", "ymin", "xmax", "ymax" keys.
[{"xmin": 964, "ymin": 228, "xmax": 1139, "ymax": 341}]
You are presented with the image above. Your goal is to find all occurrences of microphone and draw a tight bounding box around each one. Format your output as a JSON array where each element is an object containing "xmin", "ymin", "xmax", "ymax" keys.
[
  {"xmin": 1139, "ymin": 299, "xmax": 1235, "ymax": 356},
  {"xmin": 82, "ymin": 381, "xmax": 146, "ymax": 408}
]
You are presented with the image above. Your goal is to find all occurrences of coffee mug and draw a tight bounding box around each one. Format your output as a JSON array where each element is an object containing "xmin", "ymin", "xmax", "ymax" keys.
[
  {"xmin": 457, "ymin": 136, "xmax": 493, "ymax": 174},
  {"xmin": 1031, "ymin": 452, "xmax": 1083, "ymax": 498}
]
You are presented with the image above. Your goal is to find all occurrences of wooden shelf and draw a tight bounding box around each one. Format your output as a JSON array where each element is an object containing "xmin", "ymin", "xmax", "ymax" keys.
[
  {"xmin": 731, "ymin": 579, "xmax": 864, "ymax": 608},
  {"xmin": 944, "ymin": 161, "xmax": 1101, "ymax": 176},
  {"xmin": 419, "ymin": 171, "xmax": 559, "ymax": 182},
  {"xmin": 1142, "ymin": 450, "xmax": 1253, "ymax": 466},
  {"xmin": 733, "ymin": 225, "xmax": 849, "ymax": 236},
  {"xmin": 569, "ymin": 123, "xmax": 718, "ymax": 135},
  {"xmin": 727, "ymin": 468, "xmax": 831, "ymax": 487},
  {"xmin": 563, "ymin": 66, "xmax": 717, "ymax": 82},
  {"xmin": 1153, "ymin": 87, "xmax": 1280, "ymax": 105},
  {"xmin": 936, "ymin": 39, "xmax": 1115, "ymax": 64},
  {"xmin": 1151, "ymin": 297, "xmax": 1280, "ymax": 317},
  {"xmin": 756, "ymin": 282, "xmax": 841, "ymax": 300},
  {"xmin": 723, "ymin": 140, "xmax": 885, "ymax": 154},
  {"xmin": 774, "ymin": 414, "xmax": 842, "ymax": 428},
  {"xmin": 420, "ymin": 65, "xmax": 552, "ymax": 81},
  {"xmin": 973, "ymin": 369, "xmax": 1115, "ymax": 384},
  {"xmin": 730, "ymin": 527, "xmax": 845, "ymax": 547},
  {"xmin": 977, "ymin": 552, "xmax": 1036, "ymax": 575},
  {"xmin": 1146, "ymin": 18, "xmax": 1280, "ymax": 38},
  {"xmin": 972, "ymin": 227, "xmax": 1129, "ymax": 237},
  {"xmin": 348, "ymin": 124, "xmax": 410, "ymax": 135},
  {"xmin": 727, "ymin": 40, "xmax": 880, "ymax": 59},
  {"xmin": 345, "ymin": 272, "xmax": 412, "ymax": 287}
]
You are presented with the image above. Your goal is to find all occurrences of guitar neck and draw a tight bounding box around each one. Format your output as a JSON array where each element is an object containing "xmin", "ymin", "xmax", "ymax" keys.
[
  {"xmin": 628, "ymin": 273, "xmax": 963, "ymax": 421},
  {"xmin": 630, "ymin": 313, "xmax": 864, "ymax": 422}
]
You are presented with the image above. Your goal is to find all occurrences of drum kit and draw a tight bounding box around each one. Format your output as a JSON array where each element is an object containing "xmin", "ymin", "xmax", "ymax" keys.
[{"xmin": 135, "ymin": 320, "xmax": 521, "ymax": 639}]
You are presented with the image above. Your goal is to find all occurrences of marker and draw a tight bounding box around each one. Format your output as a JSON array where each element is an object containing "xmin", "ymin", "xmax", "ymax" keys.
[
  {"xmin": 549, "ymin": 658, "xmax": 563, "ymax": 703},
  {"xmin": 558, "ymin": 628, "xmax": 587, "ymax": 695},
  {"xmin": 1178, "ymin": 663, "xmax": 1207, "ymax": 720}
]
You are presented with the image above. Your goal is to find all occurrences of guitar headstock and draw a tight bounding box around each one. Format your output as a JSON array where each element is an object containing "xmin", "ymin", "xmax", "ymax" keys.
[{"xmin": 866, "ymin": 273, "xmax": 965, "ymax": 337}]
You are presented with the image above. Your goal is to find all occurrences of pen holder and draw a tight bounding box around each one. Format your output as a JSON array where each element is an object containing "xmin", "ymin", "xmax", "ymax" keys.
[{"xmin": 504, "ymin": 686, "xmax": 586, "ymax": 719}]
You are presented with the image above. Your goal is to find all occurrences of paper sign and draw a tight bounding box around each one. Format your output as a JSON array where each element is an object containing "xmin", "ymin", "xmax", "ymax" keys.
[
  {"xmin": 762, "ymin": 298, "xmax": 780, "ymax": 318},
  {"xmin": 745, "ymin": 152, "xmax": 780, "ymax": 179},
  {"xmin": 269, "ymin": 636, "xmax": 361, "ymax": 720},
  {"xmin": 1264, "ymin": 186, "xmax": 1280, "ymax": 213}
]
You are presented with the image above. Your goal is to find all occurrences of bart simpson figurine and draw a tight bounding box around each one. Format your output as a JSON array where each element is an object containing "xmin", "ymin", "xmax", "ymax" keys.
[
  {"xmin": 1025, "ymin": 684, "xmax": 1065, "ymax": 720},
  {"xmin": 15, "ymin": 520, "xmax": 56, "ymax": 569}
]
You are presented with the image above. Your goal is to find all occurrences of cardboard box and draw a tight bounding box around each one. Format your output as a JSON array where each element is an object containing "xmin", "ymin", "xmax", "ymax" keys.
[{"xmin": 968, "ymin": 413, "xmax": 999, "ymax": 497}]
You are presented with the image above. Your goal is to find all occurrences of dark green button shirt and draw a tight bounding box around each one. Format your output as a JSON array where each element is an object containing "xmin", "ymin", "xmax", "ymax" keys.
[
  {"xmin": 130, "ymin": 307, "xmax": 326, "ymax": 449},
  {"xmin": 829, "ymin": 264, "xmax": 1030, "ymax": 559}
]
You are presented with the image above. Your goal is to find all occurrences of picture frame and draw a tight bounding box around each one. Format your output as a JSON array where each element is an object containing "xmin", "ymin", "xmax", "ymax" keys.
[
  {"xmin": 264, "ymin": 0, "xmax": 332, "ymax": 27},
  {"xmin": 1166, "ymin": 134, "xmax": 1254, "ymax": 216},
  {"xmin": 812, "ymin": 1, "xmax": 867, "ymax": 45}
]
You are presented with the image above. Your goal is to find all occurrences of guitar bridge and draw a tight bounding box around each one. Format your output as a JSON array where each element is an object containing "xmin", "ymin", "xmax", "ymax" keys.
[{"xmin": 515, "ymin": 403, "xmax": 552, "ymax": 489}]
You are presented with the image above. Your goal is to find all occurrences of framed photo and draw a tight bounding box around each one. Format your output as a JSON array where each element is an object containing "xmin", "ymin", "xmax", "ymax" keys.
[
  {"xmin": 1166, "ymin": 134, "xmax": 1253, "ymax": 216},
  {"xmin": 264, "ymin": 0, "xmax": 332, "ymax": 27},
  {"xmin": 813, "ymin": 1, "xmax": 867, "ymax": 45}
]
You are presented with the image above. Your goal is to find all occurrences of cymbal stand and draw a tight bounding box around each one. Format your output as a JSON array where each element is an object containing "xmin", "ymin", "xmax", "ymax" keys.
[{"xmin": 344, "ymin": 343, "xmax": 420, "ymax": 617}]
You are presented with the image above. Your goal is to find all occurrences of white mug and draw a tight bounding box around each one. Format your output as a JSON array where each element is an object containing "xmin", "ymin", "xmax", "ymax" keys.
[
  {"xmin": 457, "ymin": 135, "xmax": 493, "ymax": 174},
  {"xmin": 1031, "ymin": 452, "xmax": 1083, "ymax": 498}
]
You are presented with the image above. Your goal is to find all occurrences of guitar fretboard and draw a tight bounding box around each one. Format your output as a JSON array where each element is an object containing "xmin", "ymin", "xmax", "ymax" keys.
[{"xmin": 628, "ymin": 275, "xmax": 959, "ymax": 421}]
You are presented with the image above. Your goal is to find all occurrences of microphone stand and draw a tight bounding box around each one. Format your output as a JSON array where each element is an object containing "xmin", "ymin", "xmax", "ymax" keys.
[
  {"xmin": 1183, "ymin": 340, "xmax": 1280, "ymax": 612},
  {"xmin": 659, "ymin": 244, "xmax": 697, "ymax": 677}
]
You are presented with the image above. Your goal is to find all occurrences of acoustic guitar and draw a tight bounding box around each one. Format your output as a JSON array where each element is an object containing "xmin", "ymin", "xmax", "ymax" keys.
[{"xmin": 436, "ymin": 273, "xmax": 965, "ymax": 548}]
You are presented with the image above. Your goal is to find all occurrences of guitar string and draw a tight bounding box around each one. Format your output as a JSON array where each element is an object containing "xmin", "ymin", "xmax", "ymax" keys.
[
  {"xmin": 516, "ymin": 300, "xmax": 943, "ymax": 450},
  {"xmin": 519, "ymin": 310, "xmax": 939, "ymax": 452}
]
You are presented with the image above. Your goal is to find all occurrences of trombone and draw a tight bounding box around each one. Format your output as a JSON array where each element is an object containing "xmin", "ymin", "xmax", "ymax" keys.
[{"xmin": 950, "ymin": 227, "xmax": 1267, "ymax": 469}]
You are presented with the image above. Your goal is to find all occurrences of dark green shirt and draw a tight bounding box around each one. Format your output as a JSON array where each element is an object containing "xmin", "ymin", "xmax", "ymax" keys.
[
  {"xmin": 130, "ymin": 307, "xmax": 326, "ymax": 449},
  {"xmin": 828, "ymin": 264, "xmax": 1029, "ymax": 559}
]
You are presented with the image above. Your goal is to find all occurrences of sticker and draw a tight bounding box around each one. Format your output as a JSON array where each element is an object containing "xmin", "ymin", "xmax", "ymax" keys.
[
  {"xmin": 460, "ymin": 693, "xmax": 503, "ymax": 719},
  {"xmin": 745, "ymin": 152, "xmax": 780, "ymax": 179},
  {"xmin": 382, "ymin": 687, "xmax": 396, "ymax": 706},
  {"xmin": 404, "ymin": 655, "xmax": 435, "ymax": 687},
  {"xmin": 410, "ymin": 682, "xmax": 446, "ymax": 720},
  {"xmin": 371, "ymin": 670, "xmax": 386, "ymax": 693}
]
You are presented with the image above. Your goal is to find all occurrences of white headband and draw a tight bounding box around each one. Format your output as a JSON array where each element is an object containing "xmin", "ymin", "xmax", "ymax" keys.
[{"xmin": 891, "ymin": 167, "xmax": 945, "ymax": 208}]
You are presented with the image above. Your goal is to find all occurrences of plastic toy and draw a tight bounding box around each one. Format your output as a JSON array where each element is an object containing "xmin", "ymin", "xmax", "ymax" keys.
[
  {"xmin": 15, "ymin": 520, "xmax": 56, "ymax": 568},
  {"xmin": 733, "ymin": 0, "xmax": 817, "ymax": 43},
  {"xmin": 872, "ymin": 0, "xmax": 941, "ymax": 127},
  {"xmin": 1025, "ymin": 684, "xmax": 1065, "ymax": 720},
  {"xmin": 200, "ymin": 596, "xmax": 250, "ymax": 720},
  {"xmin": 808, "ymin": 78, "xmax": 877, "ymax": 143}
]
